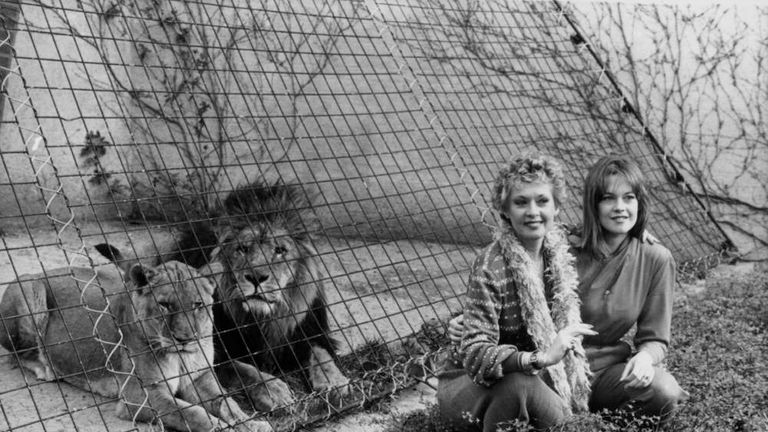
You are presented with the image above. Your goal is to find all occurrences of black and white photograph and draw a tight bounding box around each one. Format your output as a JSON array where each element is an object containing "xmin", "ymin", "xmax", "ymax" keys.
[{"xmin": 0, "ymin": 0, "xmax": 765, "ymax": 431}]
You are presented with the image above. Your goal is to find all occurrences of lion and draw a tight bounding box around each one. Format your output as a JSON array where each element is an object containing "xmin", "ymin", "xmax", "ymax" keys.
[
  {"xmin": 96, "ymin": 180, "xmax": 350, "ymax": 412},
  {"xmin": 0, "ymin": 257, "xmax": 272, "ymax": 432}
]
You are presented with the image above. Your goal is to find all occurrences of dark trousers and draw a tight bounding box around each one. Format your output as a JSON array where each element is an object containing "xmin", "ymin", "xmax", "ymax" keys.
[
  {"xmin": 437, "ymin": 369, "xmax": 569, "ymax": 432},
  {"xmin": 589, "ymin": 363, "xmax": 689, "ymax": 424}
]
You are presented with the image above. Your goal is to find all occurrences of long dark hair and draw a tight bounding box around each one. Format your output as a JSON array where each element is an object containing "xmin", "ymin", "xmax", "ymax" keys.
[{"xmin": 580, "ymin": 155, "xmax": 649, "ymax": 258}]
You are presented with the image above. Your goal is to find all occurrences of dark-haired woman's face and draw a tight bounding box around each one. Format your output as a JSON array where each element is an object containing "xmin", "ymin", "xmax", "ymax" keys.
[{"xmin": 598, "ymin": 175, "xmax": 638, "ymax": 242}]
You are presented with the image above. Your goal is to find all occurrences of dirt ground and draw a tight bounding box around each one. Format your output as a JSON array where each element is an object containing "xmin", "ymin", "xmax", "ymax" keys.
[{"xmin": 0, "ymin": 220, "xmax": 470, "ymax": 431}]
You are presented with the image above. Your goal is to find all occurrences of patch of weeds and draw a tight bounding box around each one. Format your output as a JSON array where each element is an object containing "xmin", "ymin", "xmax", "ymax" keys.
[
  {"xmin": 386, "ymin": 403, "xmax": 458, "ymax": 432},
  {"xmin": 665, "ymin": 269, "xmax": 768, "ymax": 431}
]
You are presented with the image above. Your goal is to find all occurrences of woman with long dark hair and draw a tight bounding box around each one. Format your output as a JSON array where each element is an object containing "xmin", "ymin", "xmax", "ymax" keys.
[{"xmin": 574, "ymin": 155, "xmax": 687, "ymax": 420}]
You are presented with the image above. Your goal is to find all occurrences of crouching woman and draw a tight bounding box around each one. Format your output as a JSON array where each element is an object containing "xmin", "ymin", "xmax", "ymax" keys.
[{"xmin": 437, "ymin": 155, "xmax": 595, "ymax": 431}]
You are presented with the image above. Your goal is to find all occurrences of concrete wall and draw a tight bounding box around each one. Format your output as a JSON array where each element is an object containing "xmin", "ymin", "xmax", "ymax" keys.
[{"xmin": 0, "ymin": 2, "xmax": 484, "ymax": 246}]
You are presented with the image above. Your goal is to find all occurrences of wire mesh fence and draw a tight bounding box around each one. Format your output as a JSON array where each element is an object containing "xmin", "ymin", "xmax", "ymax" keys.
[{"xmin": 0, "ymin": 0, "xmax": 731, "ymax": 431}]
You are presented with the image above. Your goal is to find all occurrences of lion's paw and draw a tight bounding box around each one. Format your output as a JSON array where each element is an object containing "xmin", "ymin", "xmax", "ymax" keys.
[
  {"xmin": 247, "ymin": 377, "xmax": 295, "ymax": 412},
  {"xmin": 315, "ymin": 375, "xmax": 353, "ymax": 405},
  {"xmin": 308, "ymin": 346, "xmax": 352, "ymax": 404}
]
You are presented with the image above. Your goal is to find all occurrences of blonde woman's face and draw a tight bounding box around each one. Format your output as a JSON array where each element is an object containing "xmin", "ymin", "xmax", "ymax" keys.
[{"xmin": 502, "ymin": 181, "xmax": 559, "ymax": 250}]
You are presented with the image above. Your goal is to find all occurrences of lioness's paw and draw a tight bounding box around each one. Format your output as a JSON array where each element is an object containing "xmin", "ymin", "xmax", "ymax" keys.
[
  {"xmin": 211, "ymin": 418, "xmax": 230, "ymax": 431},
  {"xmin": 20, "ymin": 359, "xmax": 55, "ymax": 382},
  {"xmin": 247, "ymin": 378, "xmax": 295, "ymax": 412},
  {"xmin": 235, "ymin": 419, "xmax": 273, "ymax": 432},
  {"xmin": 32, "ymin": 365, "xmax": 56, "ymax": 382}
]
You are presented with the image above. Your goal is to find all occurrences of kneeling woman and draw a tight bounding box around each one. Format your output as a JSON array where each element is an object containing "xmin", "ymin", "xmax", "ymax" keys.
[
  {"xmin": 437, "ymin": 155, "xmax": 595, "ymax": 431},
  {"xmin": 575, "ymin": 155, "xmax": 688, "ymax": 422}
]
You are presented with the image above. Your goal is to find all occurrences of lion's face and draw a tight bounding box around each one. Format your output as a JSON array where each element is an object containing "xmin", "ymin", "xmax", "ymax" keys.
[
  {"xmin": 216, "ymin": 224, "xmax": 319, "ymax": 320},
  {"xmin": 129, "ymin": 261, "xmax": 215, "ymax": 354}
]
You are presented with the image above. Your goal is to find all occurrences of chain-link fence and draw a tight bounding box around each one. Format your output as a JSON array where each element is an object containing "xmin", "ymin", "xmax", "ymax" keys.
[{"xmin": 0, "ymin": 0, "xmax": 731, "ymax": 431}]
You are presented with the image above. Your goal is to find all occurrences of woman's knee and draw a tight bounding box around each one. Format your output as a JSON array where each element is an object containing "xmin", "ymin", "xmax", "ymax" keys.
[
  {"xmin": 436, "ymin": 375, "xmax": 483, "ymax": 431},
  {"xmin": 647, "ymin": 372, "xmax": 687, "ymax": 415},
  {"xmin": 484, "ymin": 372, "xmax": 544, "ymax": 402},
  {"xmin": 485, "ymin": 373, "xmax": 568, "ymax": 428},
  {"xmin": 438, "ymin": 372, "xmax": 567, "ymax": 430}
]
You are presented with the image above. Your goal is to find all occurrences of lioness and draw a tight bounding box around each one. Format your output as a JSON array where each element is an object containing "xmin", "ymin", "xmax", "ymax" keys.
[
  {"xmin": 96, "ymin": 180, "xmax": 350, "ymax": 412},
  {"xmin": 0, "ymin": 258, "xmax": 271, "ymax": 432}
]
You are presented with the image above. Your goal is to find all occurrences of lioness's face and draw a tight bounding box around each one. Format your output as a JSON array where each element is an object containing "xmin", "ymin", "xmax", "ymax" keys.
[
  {"xmin": 130, "ymin": 261, "xmax": 215, "ymax": 353},
  {"xmin": 218, "ymin": 226, "xmax": 305, "ymax": 317}
]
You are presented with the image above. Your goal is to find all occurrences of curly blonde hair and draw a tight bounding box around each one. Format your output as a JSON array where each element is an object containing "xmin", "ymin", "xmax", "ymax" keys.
[{"xmin": 492, "ymin": 154, "xmax": 567, "ymax": 214}]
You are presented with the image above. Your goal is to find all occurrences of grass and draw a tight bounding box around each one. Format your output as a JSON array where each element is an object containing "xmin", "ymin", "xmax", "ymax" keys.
[{"xmin": 382, "ymin": 265, "xmax": 768, "ymax": 431}]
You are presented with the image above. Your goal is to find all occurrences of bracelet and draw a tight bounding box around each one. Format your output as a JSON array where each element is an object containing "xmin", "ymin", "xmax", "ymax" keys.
[{"xmin": 529, "ymin": 351, "xmax": 544, "ymax": 370}]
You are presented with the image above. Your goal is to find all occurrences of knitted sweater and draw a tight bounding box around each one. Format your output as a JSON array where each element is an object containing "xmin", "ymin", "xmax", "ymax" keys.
[
  {"xmin": 459, "ymin": 226, "xmax": 592, "ymax": 413},
  {"xmin": 460, "ymin": 240, "xmax": 541, "ymax": 383}
]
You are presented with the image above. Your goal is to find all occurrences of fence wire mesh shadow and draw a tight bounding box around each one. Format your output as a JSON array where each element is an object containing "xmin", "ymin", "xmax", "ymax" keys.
[{"xmin": 0, "ymin": 0, "xmax": 732, "ymax": 431}]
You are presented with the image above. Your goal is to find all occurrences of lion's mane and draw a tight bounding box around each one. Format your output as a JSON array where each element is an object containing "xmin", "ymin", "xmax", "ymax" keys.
[{"xmin": 169, "ymin": 180, "xmax": 337, "ymax": 377}]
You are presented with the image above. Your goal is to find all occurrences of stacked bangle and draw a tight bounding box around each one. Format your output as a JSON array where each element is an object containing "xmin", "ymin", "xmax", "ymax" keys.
[{"xmin": 529, "ymin": 351, "xmax": 544, "ymax": 370}]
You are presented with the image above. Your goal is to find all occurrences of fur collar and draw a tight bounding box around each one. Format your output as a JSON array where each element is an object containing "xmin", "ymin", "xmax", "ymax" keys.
[{"xmin": 492, "ymin": 221, "xmax": 592, "ymax": 414}]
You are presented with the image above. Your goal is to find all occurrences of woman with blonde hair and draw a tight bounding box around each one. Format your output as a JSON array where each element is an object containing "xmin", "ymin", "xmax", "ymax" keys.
[{"xmin": 437, "ymin": 154, "xmax": 595, "ymax": 431}]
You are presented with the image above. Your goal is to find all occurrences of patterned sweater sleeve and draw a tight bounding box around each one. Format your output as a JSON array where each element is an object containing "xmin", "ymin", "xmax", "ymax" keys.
[{"xmin": 459, "ymin": 247, "xmax": 520, "ymax": 386}]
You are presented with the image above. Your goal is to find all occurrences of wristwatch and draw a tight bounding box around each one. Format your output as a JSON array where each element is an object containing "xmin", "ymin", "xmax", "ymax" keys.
[{"xmin": 529, "ymin": 351, "xmax": 544, "ymax": 370}]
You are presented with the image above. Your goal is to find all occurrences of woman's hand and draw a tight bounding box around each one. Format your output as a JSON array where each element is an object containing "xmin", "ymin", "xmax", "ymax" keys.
[
  {"xmin": 539, "ymin": 323, "xmax": 597, "ymax": 367},
  {"xmin": 447, "ymin": 314, "xmax": 464, "ymax": 344},
  {"xmin": 448, "ymin": 316, "xmax": 598, "ymax": 368},
  {"xmin": 619, "ymin": 351, "xmax": 655, "ymax": 389},
  {"xmin": 641, "ymin": 230, "xmax": 659, "ymax": 244}
]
